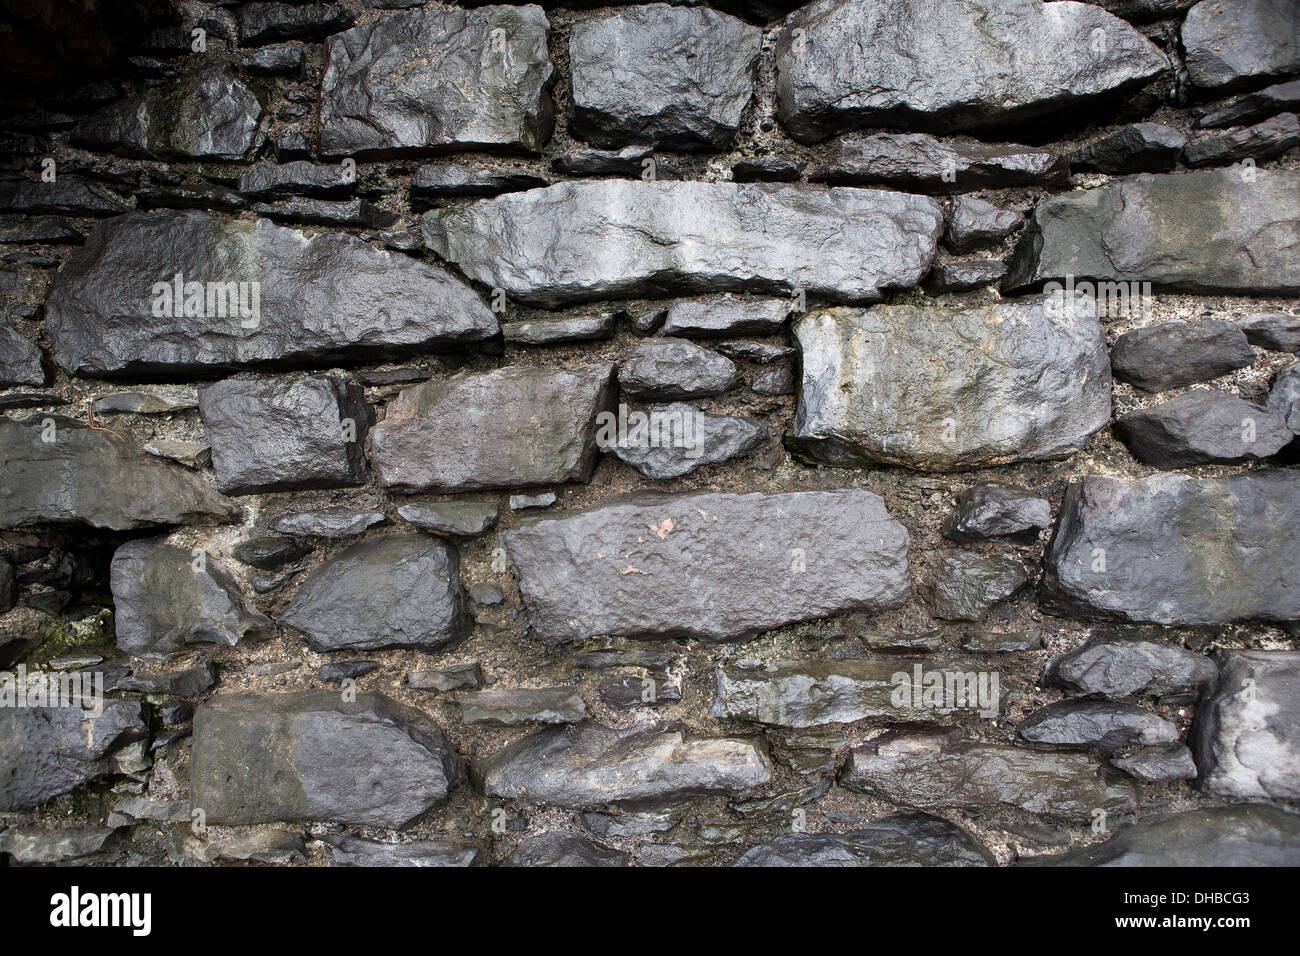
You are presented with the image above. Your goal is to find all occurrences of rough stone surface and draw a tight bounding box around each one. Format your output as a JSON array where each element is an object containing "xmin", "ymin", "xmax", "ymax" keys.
[
  {"xmin": 1047, "ymin": 635, "xmax": 1217, "ymax": 697},
  {"xmin": 1018, "ymin": 698, "xmax": 1180, "ymax": 750},
  {"xmin": 733, "ymin": 813, "xmax": 993, "ymax": 867},
  {"xmin": 788, "ymin": 296, "xmax": 1111, "ymax": 471},
  {"xmin": 609, "ymin": 404, "xmax": 766, "ymax": 479},
  {"xmin": 1111, "ymin": 744, "xmax": 1199, "ymax": 783},
  {"xmin": 1268, "ymin": 362, "xmax": 1300, "ymax": 432},
  {"xmin": 1069, "ymin": 123, "xmax": 1188, "ymax": 174},
  {"xmin": 1110, "ymin": 320, "xmax": 1256, "ymax": 392},
  {"xmin": 423, "ymin": 180, "xmax": 943, "ymax": 307},
  {"xmin": 1237, "ymin": 312, "xmax": 1300, "ymax": 352},
  {"xmin": 190, "ymin": 692, "xmax": 460, "ymax": 827},
  {"xmin": 1115, "ymin": 390, "xmax": 1294, "ymax": 467},
  {"xmin": 1043, "ymin": 471, "xmax": 1300, "ymax": 625},
  {"xmin": 925, "ymin": 552, "xmax": 1028, "ymax": 622},
  {"xmin": 412, "ymin": 164, "xmax": 547, "ymax": 203},
  {"xmin": 1184, "ymin": 112, "xmax": 1300, "ymax": 168},
  {"xmin": 1181, "ymin": 0, "xmax": 1300, "ymax": 91},
  {"xmin": 662, "ymin": 297, "xmax": 789, "ymax": 338},
  {"xmin": 502, "ymin": 313, "xmax": 617, "ymax": 347},
  {"xmin": 398, "ymin": 500, "xmax": 499, "ymax": 536},
  {"xmin": 504, "ymin": 832, "xmax": 629, "ymax": 867},
  {"xmin": 945, "ymin": 483, "xmax": 1051, "ymax": 542},
  {"xmin": 815, "ymin": 133, "xmax": 1069, "ymax": 193},
  {"xmin": 944, "ymin": 197, "xmax": 1023, "ymax": 254},
  {"xmin": 270, "ymin": 506, "xmax": 386, "ymax": 538},
  {"xmin": 619, "ymin": 339, "xmax": 739, "ymax": 401},
  {"xmin": 460, "ymin": 687, "xmax": 587, "ymax": 726},
  {"xmin": 326, "ymin": 835, "xmax": 479, "ymax": 867},
  {"xmin": 45, "ymin": 211, "xmax": 497, "ymax": 377},
  {"xmin": 503, "ymin": 488, "xmax": 910, "ymax": 643},
  {"xmin": 1195, "ymin": 78, "xmax": 1300, "ymax": 128},
  {"xmin": 924, "ymin": 258, "xmax": 1007, "ymax": 294},
  {"xmin": 0, "ymin": 321, "xmax": 44, "ymax": 386}
]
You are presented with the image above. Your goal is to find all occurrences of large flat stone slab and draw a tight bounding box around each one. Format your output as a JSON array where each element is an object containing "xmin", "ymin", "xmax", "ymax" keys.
[
  {"xmin": 45, "ymin": 211, "xmax": 497, "ymax": 378},
  {"xmin": 788, "ymin": 296, "xmax": 1111, "ymax": 471},
  {"xmin": 1043, "ymin": 471, "xmax": 1300, "ymax": 625},
  {"xmin": 1005, "ymin": 168, "xmax": 1300, "ymax": 295},
  {"xmin": 423, "ymin": 180, "xmax": 943, "ymax": 307},
  {"xmin": 503, "ymin": 488, "xmax": 910, "ymax": 642}
]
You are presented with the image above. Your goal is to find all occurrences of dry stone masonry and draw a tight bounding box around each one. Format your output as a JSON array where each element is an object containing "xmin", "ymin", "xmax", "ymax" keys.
[{"xmin": 0, "ymin": 0, "xmax": 1298, "ymax": 868}]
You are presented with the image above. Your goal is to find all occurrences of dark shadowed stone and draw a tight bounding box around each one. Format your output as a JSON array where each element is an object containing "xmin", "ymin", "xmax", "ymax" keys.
[
  {"xmin": 0, "ymin": 176, "xmax": 126, "ymax": 216},
  {"xmin": 598, "ymin": 673, "xmax": 682, "ymax": 708},
  {"xmin": 326, "ymin": 835, "xmax": 479, "ymax": 866},
  {"xmin": 1195, "ymin": 78, "xmax": 1300, "ymax": 128},
  {"xmin": 814, "ymin": 133, "xmax": 1069, "ymax": 193},
  {"xmin": 1005, "ymin": 168, "xmax": 1300, "ymax": 295},
  {"xmin": 0, "ymin": 701, "xmax": 149, "ymax": 810},
  {"xmin": 789, "ymin": 296, "xmax": 1111, "ymax": 471},
  {"xmin": 280, "ymin": 534, "xmax": 465, "ymax": 652},
  {"xmin": 412, "ymin": 165, "xmax": 547, "ymax": 204},
  {"xmin": 581, "ymin": 809, "xmax": 678, "ymax": 839},
  {"xmin": 238, "ymin": 161, "xmax": 353, "ymax": 198},
  {"xmin": 135, "ymin": 184, "xmax": 248, "ymax": 213},
  {"xmin": 1115, "ymin": 390, "xmax": 1294, "ymax": 467},
  {"xmin": 1268, "ymin": 362, "xmax": 1300, "ymax": 432},
  {"xmin": 190, "ymin": 691, "xmax": 460, "ymax": 827},
  {"xmin": 460, "ymin": 687, "xmax": 586, "ymax": 726},
  {"xmin": 1111, "ymin": 744, "xmax": 1198, "ymax": 782},
  {"xmin": 751, "ymin": 364, "xmax": 795, "ymax": 396},
  {"xmin": 199, "ymin": 375, "xmax": 368, "ymax": 496},
  {"xmin": 712, "ymin": 657, "xmax": 1004, "ymax": 727},
  {"xmin": 1096, "ymin": 0, "xmax": 1197, "ymax": 19},
  {"xmin": 1193, "ymin": 650, "xmax": 1300, "ymax": 799},
  {"xmin": 409, "ymin": 663, "xmax": 482, "ymax": 692},
  {"xmin": 550, "ymin": 145, "xmax": 653, "ymax": 177},
  {"xmin": 371, "ymin": 364, "xmax": 615, "ymax": 493},
  {"xmin": 1024, "ymin": 806, "xmax": 1300, "ymax": 866},
  {"xmin": 92, "ymin": 390, "xmax": 196, "ymax": 415},
  {"xmin": 319, "ymin": 7, "xmax": 554, "ymax": 156},
  {"xmin": 232, "ymin": 535, "xmax": 313, "ymax": 570},
  {"xmin": 574, "ymin": 646, "xmax": 678, "ymax": 678},
  {"xmin": 1184, "ymin": 112, "xmax": 1300, "ymax": 167},
  {"xmin": 944, "ymin": 197, "xmax": 1023, "ymax": 254},
  {"xmin": 1110, "ymin": 319, "xmax": 1256, "ymax": 392},
  {"xmin": 469, "ymin": 582, "xmax": 504, "ymax": 605},
  {"xmin": 502, "ymin": 312, "xmax": 617, "ymax": 346},
  {"xmin": 270, "ymin": 507, "xmax": 386, "ymax": 538},
  {"xmin": 619, "ymin": 339, "xmax": 739, "ymax": 400},
  {"xmin": 926, "ymin": 552, "xmax": 1028, "ymax": 622},
  {"xmin": 423, "ymin": 180, "xmax": 943, "ymax": 307},
  {"xmin": 731, "ymin": 157, "xmax": 805, "ymax": 182},
  {"xmin": 946, "ymin": 483, "xmax": 1051, "ymax": 542},
  {"xmin": 775, "ymin": 0, "xmax": 1167, "ymax": 142},
  {"xmin": 238, "ymin": 2, "xmax": 356, "ymax": 45},
  {"xmin": 568, "ymin": 5, "xmax": 760, "ymax": 151},
  {"xmin": 0, "ymin": 218, "xmax": 83, "ymax": 244},
  {"xmin": 504, "ymin": 488, "xmax": 909, "ymax": 643},
  {"xmin": 1042, "ymin": 471, "xmax": 1300, "ymax": 625},
  {"xmin": 398, "ymin": 500, "xmax": 499, "ymax": 536},
  {"xmin": 609, "ymin": 403, "xmax": 766, "ymax": 479},
  {"xmin": 717, "ymin": 340, "xmax": 796, "ymax": 364},
  {"xmin": 732, "ymin": 812, "xmax": 993, "ymax": 867},
  {"xmin": 1181, "ymin": 0, "xmax": 1300, "ymax": 91},
  {"xmin": 251, "ymin": 197, "xmax": 398, "ymax": 228},
  {"xmin": 1018, "ymin": 699, "xmax": 1179, "ymax": 750},
  {"xmin": 924, "ymin": 258, "xmax": 1007, "ymax": 294},
  {"xmin": 241, "ymin": 41, "xmax": 305, "ymax": 75},
  {"xmin": 841, "ymin": 732, "xmax": 1137, "ymax": 823},
  {"xmin": 505, "ymin": 832, "xmax": 629, "ymax": 867},
  {"xmin": 1237, "ymin": 312, "xmax": 1300, "ymax": 352},
  {"xmin": 45, "ymin": 211, "xmax": 497, "ymax": 378},
  {"xmin": 0, "ymin": 416, "xmax": 237, "ymax": 531},
  {"xmin": 71, "ymin": 66, "xmax": 263, "ymax": 161},
  {"xmin": 473, "ymin": 721, "xmax": 771, "ymax": 808},
  {"xmin": 0, "ymin": 557, "xmax": 13, "ymax": 615},
  {"xmin": 1068, "ymin": 123, "xmax": 1186, "ymax": 174},
  {"xmin": 662, "ymin": 297, "xmax": 789, "ymax": 338},
  {"xmin": 0, "ymin": 322, "xmax": 43, "ymax": 386},
  {"xmin": 111, "ymin": 538, "xmax": 273, "ymax": 659},
  {"xmin": 1047, "ymin": 635, "xmax": 1217, "ymax": 697},
  {"xmin": 319, "ymin": 660, "xmax": 380, "ymax": 683},
  {"xmin": 0, "ymin": 827, "xmax": 120, "ymax": 864}
]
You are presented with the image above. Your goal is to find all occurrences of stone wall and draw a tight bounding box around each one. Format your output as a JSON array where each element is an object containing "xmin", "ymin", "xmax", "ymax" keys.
[{"xmin": 1, "ymin": 0, "xmax": 1299, "ymax": 866}]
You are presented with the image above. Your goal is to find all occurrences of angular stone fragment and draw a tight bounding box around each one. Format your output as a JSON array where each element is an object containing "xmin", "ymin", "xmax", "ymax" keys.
[
  {"xmin": 1025, "ymin": 806, "xmax": 1300, "ymax": 866},
  {"xmin": 409, "ymin": 663, "xmax": 482, "ymax": 692},
  {"xmin": 775, "ymin": 0, "xmax": 1168, "ymax": 141},
  {"xmin": 731, "ymin": 157, "xmax": 805, "ymax": 182},
  {"xmin": 0, "ymin": 321, "xmax": 43, "ymax": 386},
  {"xmin": 460, "ymin": 687, "xmax": 586, "ymax": 726},
  {"xmin": 712, "ymin": 657, "xmax": 1004, "ymax": 728},
  {"xmin": 190, "ymin": 692, "xmax": 460, "ymax": 827},
  {"xmin": 925, "ymin": 552, "xmax": 1028, "ymax": 622},
  {"xmin": 238, "ymin": 2, "xmax": 356, "ymax": 45},
  {"xmin": 550, "ymin": 145, "xmax": 653, "ymax": 178},
  {"xmin": 1047, "ymin": 635, "xmax": 1217, "ymax": 697},
  {"xmin": 1195, "ymin": 78, "xmax": 1300, "ymax": 128},
  {"xmin": 840, "ymin": 733, "xmax": 1137, "ymax": 823},
  {"xmin": 662, "ymin": 297, "xmax": 789, "ymax": 338},
  {"xmin": 568, "ymin": 5, "xmax": 760, "ymax": 151},
  {"xmin": 1110, "ymin": 319, "xmax": 1255, "ymax": 392},
  {"xmin": 0, "ymin": 218, "xmax": 83, "ymax": 244},
  {"xmin": 503, "ymin": 488, "xmax": 909, "ymax": 643},
  {"xmin": 111, "ymin": 538, "xmax": 273, "ymax": 659},
  {"xmin": 946, "ymin": 483, "xmax": 1051, "ymax": 542},
  {"xmin": 71, "ymin": 66, "xmax": 263, "ymax": 161},
  {"xmin": 251, "ymin": 197, "xmax": 397, "ymax": 229},
  {"xmin": 232, "ymin": 535, "xmax": 312, "ymax": 570},
  {"xmin": 1193, "ymin": 650, "xmax": 1300, "ymax": 799},
  {"xmin": 45, "ymin": 211, "xmax": 497, "ymax": 377},
  {"xmin": 199, "ymin": 375, "xmax": 368, "ymax": 496},
  {"xmin": 1184, "ymin": 112, "xmax": 1300, "ymax": 167},
  {"xmin": 370, "ymin": 365, "xmax": 615, "ymax": 493},
  {"xmin": 944, "ymin": 197, "xmax": 1023, "ymax": 254},
  {"xmin": 1181, "ymin": 0, "xmax": 1300, "ymax": 90},
  {"xmin": 238, "ymin": 161, "xmax": 353, "ymax": 198},
  {"xmin": 924, "ymin": 258, "xmax": 1006, "ymax": 294},
  {"xmin": 398, "ymin": 500, "xmax": 499, "ymax": 536},
  {"xmin": 716, "ymin": 340, "xmax": 796, "ymax": 364},
  {"xmin": 1042, "ymin": 471, "xmax": 1300, "ymax": 625},
  {"xmin": 814, "ymin": 133, "xmax": 1069, "ymax": 192},
  {"xmin": 0, "ymin": 827, "xmax": 120, "ymax": 864},
  {"xmin": 754, "ymin": 362, "xmax": 798, "ymax": 395},
  {"xmin": 1111, "ymin": 744, "xmax": 1198, "ymax": 782},
  {"xmin": 1068, "ymin": 122, "xmax": 1187, "ymax": 174},
  {"xmin": 1005, "ymin": 168, "xmax": 1300, "ymax": 295},
  {"xmin": 280, "ymin": 535, "xmax": 465, "ymax": 652},
  {"xmin": 732, "ymin": 813, "xmax": 993, "ymax": 867},
  {"xmin": 505, "ymin": 832, "xmax": 629, "ymax": 867},
  {"xmin": 241, "ymin": 42, "xmax": 304, "ymax": 76},
  {"xmin": 320, "ymin": 7, "xmax": 554, "ymax": 156},
  {"xmin": 1018, "ymin": 699, "xmax": 1179, "ymax": 750},
  {"xmin": 788, "ymin": 296, "xmax": 1111, "ymax": 471},
  {"xmin": 411, "ymin": 164, "xmax": 547, "ymax": 204},
  {"xmin": 619, "ymin": 340, "xmax": 738, "ymax": 401},
  {"xmin": 1115, "ymin": 390, "xmax": 1293, "ymax": 467},
  {"xmin": 92, "ymin": 390, "xmax": 196, "ymax": 415},
  {"xmin": 1268, "ymin": 362, "xmax": 1300, "ymax": 432},
  {"xmin": 327, "ymin": 835, "xmax": 479, "ymax": 867},
  {"xmin": 0, "ymin": 175, "xmax": 126, "ymax": 216},
  {"xmin": 609, "ymin": 404, "xmax": 766, "ymax": 479},
  {"xmin": 319, "ymin": 660, "xmax": 379, "ymax": 684},
  {"xmin": 0, "ymin": 417, "xmax": 237, "ymax": 531},
  {"xmin": 423, "ymin": 180, "xmax": 943, "ymax": 307},
  {"xmin": 502, "ymin": 312, "xmax": 617, "ymax": 346},
  {"xmin": 270, "ymin": 507, "xmax": 386, "ymax": 538},
  {"xmin": 1236, "ymin": 312, "xmax": 1300, "ymax": 352},
  {"xmin": 473, "ymin": 722, "xmax": 771, "ymax": 808}
]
